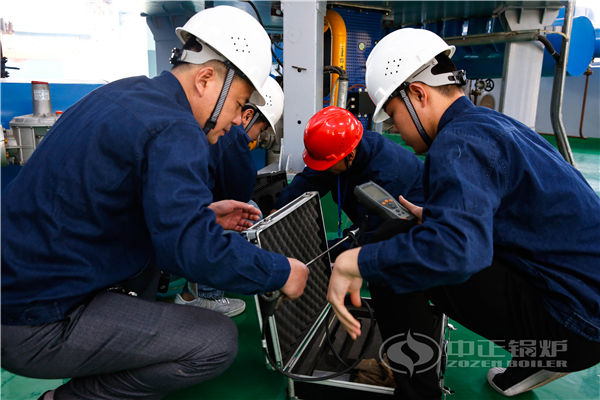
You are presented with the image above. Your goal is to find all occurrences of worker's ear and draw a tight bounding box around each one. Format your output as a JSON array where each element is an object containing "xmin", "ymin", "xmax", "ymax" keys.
[
  {"xmin": 241, "ymin": 108, "xmax": 254, "ymax": 126},
  {"xmin": 193, "ymin": 66, "xmax": 216, "ymax": 98},
  {"xmin": 347, "ymin": 148, "xmax": 357, "ymax": 163},
  {"xmin": 408, "ymin": 82, "xmax": 428, "ymax": 107}
]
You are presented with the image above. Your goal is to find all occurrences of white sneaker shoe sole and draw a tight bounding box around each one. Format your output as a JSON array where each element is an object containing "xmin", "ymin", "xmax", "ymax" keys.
[{"xmin": 487, "ymin": 367, "xmax": 569, "ymax": 397}]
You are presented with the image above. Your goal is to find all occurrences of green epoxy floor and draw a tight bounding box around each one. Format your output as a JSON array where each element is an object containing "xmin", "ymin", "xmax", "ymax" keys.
[
  {"xmin": 540, "ymin": 135, "xmax": 600, "ymax": 196},
  {"xmin": 2, "ymin": 136, "xmax": 599, "ymax": 399}
]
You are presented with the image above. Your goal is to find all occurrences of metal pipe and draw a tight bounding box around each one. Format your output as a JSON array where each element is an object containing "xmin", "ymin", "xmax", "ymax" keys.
[
  {"xmin": 537, "ymin": 34, "xmax": 560, "ymax": 62},
  {"xmin": 550, "ymin": 0, "xmax": 576, "ymax": 165},
  {"xmin": 446, "ymin": 30, "xmax": 564, "ymax": 62},
  {"xmin": 336, "ymin": 78, "xmax": 348, "ymax": 109},
  {"xmin": 445, "ymin": 30, "xmax": 543, "ymax": 47},
  {"xmin": 323, "ymin": 65, "xmax": 348, "ymax": 108},
  {"xmin": 578, "ymin": 66, "xmax": 592, "ymax": 139}
]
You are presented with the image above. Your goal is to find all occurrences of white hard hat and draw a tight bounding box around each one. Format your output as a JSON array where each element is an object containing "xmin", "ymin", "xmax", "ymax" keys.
[
  {"xmin": 257, "ymin": 77, "xmax": 284, "ymax": 131},
  {"xmin": 366, "ymin": 28, "xmax": 456, "ymax": 123},
  {"xmin": 175, "ymin": 6, "xmax": 272, "ymax": 106}
]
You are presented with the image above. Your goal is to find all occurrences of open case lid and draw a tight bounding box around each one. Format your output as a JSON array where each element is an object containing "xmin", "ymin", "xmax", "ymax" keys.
[{"xmin": 245, "ymin": 192, "xmax": 332, "ymax": 370}]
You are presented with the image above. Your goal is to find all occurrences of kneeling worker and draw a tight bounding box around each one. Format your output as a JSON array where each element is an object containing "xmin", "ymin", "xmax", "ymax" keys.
[
  {"xmin": 1, "ymin": 6, "xmax": 308, "ymax": 399},
  {"xmin": 176, "ymin": 76, "xmax": 284, "ymax": 316},
  {"xmin": 327, "ymin": 28, "xmax": 600, "ymax": 399},
  {"xmin": 274, "ymin": 106, "xmax": 425, "ymax": 251}
]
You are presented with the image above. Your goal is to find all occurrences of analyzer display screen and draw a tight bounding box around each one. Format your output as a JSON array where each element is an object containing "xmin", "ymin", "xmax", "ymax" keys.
[{"xmin": 362, "ymin": 183, "xmax": 388, "ymax": 199}]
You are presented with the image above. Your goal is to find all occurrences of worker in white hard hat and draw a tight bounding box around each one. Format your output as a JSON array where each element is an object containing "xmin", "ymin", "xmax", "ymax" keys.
[
  {"xmin": 237, "ymin": 75, "xmax": 284, "ymax": 152},
  {"xmin": 326, "ymin": 28, "xmax": 600, "ymax": 399},
  {"xmin": 1, "ymin": 6, "xmax": 308, "ymax": 399},
  {"xmin": 176, "ymin": 77, "xmax": 284, "ymax": 316}
]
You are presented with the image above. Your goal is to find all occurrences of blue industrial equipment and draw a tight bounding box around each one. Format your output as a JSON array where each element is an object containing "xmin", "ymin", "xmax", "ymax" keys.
[
  {"xmin": 596, "ymin": 28, "xmax": 600, "ymax": 58},
  {"xmin": 331, "ymin": 7, "xmax": 383, "ymax": 92},
  {"xmin": 325, "ymin": 6, "xmax": 385, "ymax": 129},
  {"xmin": 440, "ymin": 9, "xmax": 598, "ymax": 79},
  {"xmin": 451, "ymin": 16, "xmax": 505, "ymax": 79},
  {"xmin": 441, "ymin": 18, "xmax": 463, "ymax": 37},
  {"xmin": 541, "ymin": 13, "xmax": 597, "ymax": 76}
]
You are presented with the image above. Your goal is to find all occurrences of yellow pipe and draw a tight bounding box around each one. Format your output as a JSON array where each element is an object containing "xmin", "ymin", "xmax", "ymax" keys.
[{"xmin": 324, "ymin": 9, "xmax": 347, "ymax": 104}]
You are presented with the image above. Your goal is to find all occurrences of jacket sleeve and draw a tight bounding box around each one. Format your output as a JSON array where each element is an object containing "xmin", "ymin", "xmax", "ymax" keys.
[
  {"xmin": 142, "ymin": 122, "xmax": 290, "ymax": 294},
  {"xmin": 275, "ymin": 167, "xmax": 332, "ymax": 209},
  {"xmin": 358, "ymin": 131, "xmax": 505, "ymax": 293},
  {"xmin": 372, "ymin": 133, "xmax": 426, "ymax": 205}
]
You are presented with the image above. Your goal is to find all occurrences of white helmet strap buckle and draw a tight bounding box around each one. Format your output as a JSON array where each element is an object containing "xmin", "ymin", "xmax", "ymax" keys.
[
  {"xmin": 409, "ymin": 58, "xmax": 466, "ymax": 87},
  {"xmin": 169, "ymin": 41, "xmax": 226, "ymax": 66}
]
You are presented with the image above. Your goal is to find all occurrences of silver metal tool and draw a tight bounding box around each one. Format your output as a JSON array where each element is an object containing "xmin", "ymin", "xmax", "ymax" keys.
[{"xmin": 304, "ymin": 227, "xmax": 360, "ymax": 267}]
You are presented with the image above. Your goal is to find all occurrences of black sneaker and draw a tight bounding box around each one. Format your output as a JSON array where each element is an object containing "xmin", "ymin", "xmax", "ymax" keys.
[{"xmin": 487, "ymin": 367, "xmax": 569, "ymax": 396}]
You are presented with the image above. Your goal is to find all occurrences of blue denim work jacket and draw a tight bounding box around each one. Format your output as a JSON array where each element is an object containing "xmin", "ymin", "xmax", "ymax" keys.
[
  {"xmin": 208, "ymin": 125, "xmax": 256, "ymax": 202},
  {"xmin": 359, "ymin": 96, "xmax": 600, "ymax": 341},
  {"xmin": 1, "ymin": 72, "xmax": 289, "ymax": 325}
]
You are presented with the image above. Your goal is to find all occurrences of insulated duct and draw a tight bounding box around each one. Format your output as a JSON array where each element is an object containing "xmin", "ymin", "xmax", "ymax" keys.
[{"xmin": 324, "ymin": 9, "xmax": 347, "ymax": 105}]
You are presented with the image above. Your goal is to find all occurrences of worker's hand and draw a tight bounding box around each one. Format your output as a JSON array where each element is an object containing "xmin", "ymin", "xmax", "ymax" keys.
[
  {"xmin": 269, "ymin": 209, "xmax": 277, "ymax": 215},
  {"xmin": 327, "ymin": 248, "xmax": 363, "ymax": 340},
  {"xmin": 280, "ymin": 257, "xmax": 309, "ymax": 300},
  {"xmin": 399, "ymin": 195, "xmax": 423, "ymax": 224},
  {"xmin": 208, "ymin": 200, "xmax": 261, "ymax": 231}
]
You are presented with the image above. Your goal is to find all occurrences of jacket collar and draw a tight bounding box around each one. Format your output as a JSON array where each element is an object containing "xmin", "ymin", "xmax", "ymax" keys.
[
  {"xmin": 437, "ymin": 96, "xmax": 474, "ymax": 133},
  {"xmin": 154, "ymin": 71, "xmax": 193, "ymax": 114}
]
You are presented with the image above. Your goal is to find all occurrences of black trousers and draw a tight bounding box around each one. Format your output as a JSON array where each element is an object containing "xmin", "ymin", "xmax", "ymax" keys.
[
  {"xmin": 367, "ymin": 220, "xmax": 600, "ymax": 400},
  {"xmin": 2, "ymin": 291, "xmax": 238, "ymax": 399}
]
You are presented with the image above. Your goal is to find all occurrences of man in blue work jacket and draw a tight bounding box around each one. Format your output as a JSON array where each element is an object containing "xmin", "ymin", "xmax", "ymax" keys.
[
  {"xmin": 1, "ymin": 6, "xmax": 308, "ymax": 400},
  {"xmin": 209, "ymin": 77, "xmax": 284, "ymax": 204},
  {"xmin": 274, "ymin": 106, "xmax": 424, "ymax": 251},
  {"xmin": 176, "ymin": 77, "xmax": 284, "ymax": 316},
  {"xmin": 327, "ymin": 28, "xmax": 600, "ymax": 399}
]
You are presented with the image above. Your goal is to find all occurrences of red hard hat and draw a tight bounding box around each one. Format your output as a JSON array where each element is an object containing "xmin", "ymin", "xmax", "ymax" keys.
[{"xmin": 302, "ymin": 106, "xmax": 363, "ymax": 171}]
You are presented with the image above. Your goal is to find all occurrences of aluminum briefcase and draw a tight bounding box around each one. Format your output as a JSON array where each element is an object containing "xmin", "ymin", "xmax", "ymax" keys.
[{"xmin": 244, "ymin": 191, "xmax": 449, "ymax": 399}]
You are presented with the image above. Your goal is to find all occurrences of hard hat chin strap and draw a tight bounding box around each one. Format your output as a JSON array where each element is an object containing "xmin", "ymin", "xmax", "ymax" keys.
[
  {"xmin": 203, "ymin": 66, "xmax": 236, "ymax": 133},
  {"xmin": 396, "ymin": 83, "xmax": 432, "ymax": 148}
]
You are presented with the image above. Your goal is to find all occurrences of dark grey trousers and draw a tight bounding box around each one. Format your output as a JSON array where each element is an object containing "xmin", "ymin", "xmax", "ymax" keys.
[{"xmin": 1, "ymin": 291, "xmax": 238, "ymax": 399}]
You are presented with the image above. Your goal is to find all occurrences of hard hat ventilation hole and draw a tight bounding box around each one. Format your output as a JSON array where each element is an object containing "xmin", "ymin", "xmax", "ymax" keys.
[{"xmin": 231, "ymin": 37, "xmax": 249, "ymax": 54}]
